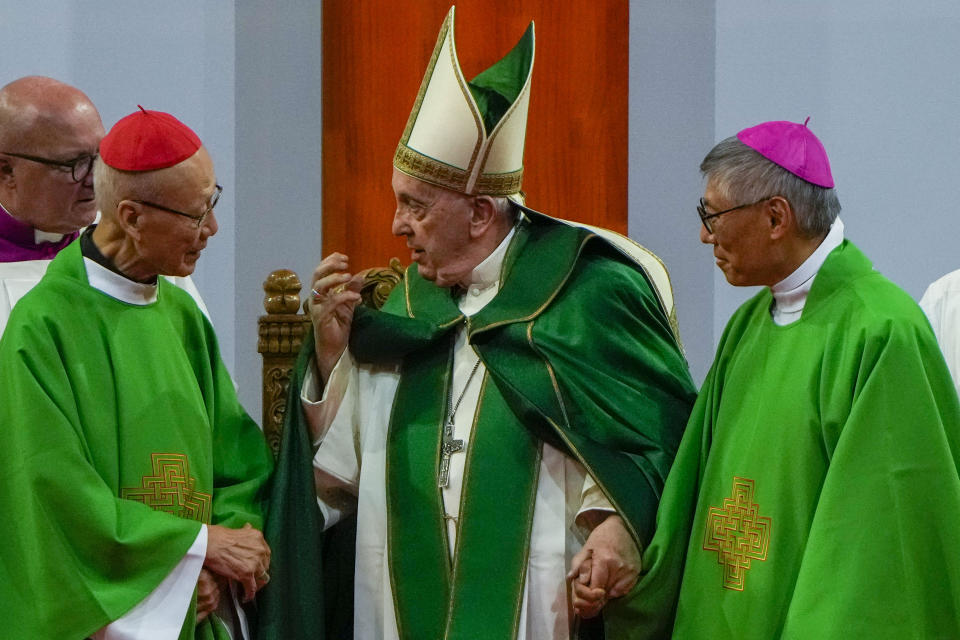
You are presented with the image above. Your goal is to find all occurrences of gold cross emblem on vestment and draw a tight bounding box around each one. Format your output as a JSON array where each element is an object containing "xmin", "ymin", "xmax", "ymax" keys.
[{"xmin": 702, "ymin": 476, "xmax": 772, "ymax": 591}]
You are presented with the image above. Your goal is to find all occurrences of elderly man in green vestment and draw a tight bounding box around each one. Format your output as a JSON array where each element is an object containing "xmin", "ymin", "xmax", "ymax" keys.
[
  {"xmin": 625, "ymin": 120, "xmax": 960, "ymax": 639},
  {"xmin": 0, "ymin": 108, "xmax": 274, "ymax": 639},
  {"xmin": 258, "ymin": 7, "xmax": 697, "ymax": 640}
]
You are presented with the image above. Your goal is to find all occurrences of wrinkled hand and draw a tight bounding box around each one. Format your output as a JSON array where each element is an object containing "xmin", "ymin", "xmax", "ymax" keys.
[
  {"xmin": 195, "ymin": 568, "xmax": 221, "ymax": 623},
  {"xmin": 308, "ymin": 253, "xmax": 364, "ymax": 384},
  {"xmin": 569, "ymin": 553, "xmax": 606, "ymax": 619},
  {"xmin": 204, "ymin": 523, "xmax": 271, "ymax": 603},
  {"xmin": 567, "ymin": 515, "xmax": 641, "ymax": 619}
]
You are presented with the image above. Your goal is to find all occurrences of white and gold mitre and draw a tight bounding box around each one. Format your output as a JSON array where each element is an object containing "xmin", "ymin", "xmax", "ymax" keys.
[{"xmin": 393, "ymin": 6, "xmax": 535, "ymax": 196}]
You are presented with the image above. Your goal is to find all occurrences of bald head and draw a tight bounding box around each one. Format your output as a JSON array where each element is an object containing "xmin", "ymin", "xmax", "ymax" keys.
[
  {"xmin": 0, "ymin": 76, "xmax": 101, "ymax": 152},
  {"xmin": 0, "ymin": 76, "xmax": 104, "ymax": 233}
]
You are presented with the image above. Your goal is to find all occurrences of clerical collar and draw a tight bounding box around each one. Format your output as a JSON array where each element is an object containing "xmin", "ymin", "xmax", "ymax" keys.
[
  {"xmin": 470, "ymin": 225, "xmax": 516, "ymax": 291},
  {"xmin": 770, "ymin": 217, "xmax": 844, "ymax": 325},
  {"xmin": 80, "ymin": 228, "xmax": 159, "ymax": 305},
  {"xmin": 456, "ymin": 224, "xmax": 518, "ymax": 316},
  {"xmin": 0, "ymin": 199, "xmax": 78, "ymax": 262}
]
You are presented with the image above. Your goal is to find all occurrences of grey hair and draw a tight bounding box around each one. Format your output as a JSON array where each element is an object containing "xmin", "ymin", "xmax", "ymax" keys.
[
  {"xmin": 700, "ymin": 136, "xmax": 841, "ymax": 237},
  {"xmin": 492, "ymin": 195, "xmax": 519, "ymax": 222},
  {"xmin": 93, "ymin": 156, "xmax": 168, "ymax": 219}
]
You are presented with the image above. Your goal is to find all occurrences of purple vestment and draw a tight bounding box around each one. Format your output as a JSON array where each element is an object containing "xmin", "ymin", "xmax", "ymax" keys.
[{"xmin": 0, "ymin": 204, "xmax": 78, "ymax": 262}]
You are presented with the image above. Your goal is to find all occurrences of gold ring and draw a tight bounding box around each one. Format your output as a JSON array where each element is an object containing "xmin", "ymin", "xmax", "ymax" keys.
[
  {"xmin": 258, "ymin": 572, "xmax": 270, "ymax": 582},
  {"xmin": 333, "ymin": 284, "xmax": 347, "ymax": 294}
]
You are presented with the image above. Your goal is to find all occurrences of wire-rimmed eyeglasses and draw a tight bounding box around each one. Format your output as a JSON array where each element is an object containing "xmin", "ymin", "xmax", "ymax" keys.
[
  {"xmin": 132, "ymin": 184, "xmax": 223, "ymax": 229},
  {"xmin": 1, "ymin": 151, "xmax": 97, "ymax": 183},
  {"xmin": 696, "ymin": 196, "xmax": 774, "ymax": 234}
]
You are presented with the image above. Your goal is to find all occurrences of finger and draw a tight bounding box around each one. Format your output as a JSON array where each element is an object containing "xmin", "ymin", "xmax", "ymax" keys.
[
  {"xmin": 567, "ymin": 547, "xmax": 591, "ymax": 581},
  {"xmin": 608, "ymin": 572, "xmax": 639, "ymax": 599},
  {"xmin": 346, "ymin": 273, "xmax": 366, "ymax": 293},
  {"xmin": 573, "ymin": 598, "xmax": 604, "ymax": 620},
  {"xmin": 571, "ymin": 580, "xmax": 606, "ymax": 620},
  {"xmin": 241, "ymin": 574, "xmax": 257, "ymax": 602},
  {"xmin": 572, "ymin": 581, "xmax": 606, "ymax": 602},
  {"xmin": 590, "ymin": 555, "xmax": 611, "ymax": 590},
  {"xmin": 196, "ymin": 609, "xmax": 210, "ymax": 623},
  {"xmin": 330, "ymin": 289, "xmax": 362, "ymax": 307},
  {"xmin": 312, "ymin": 272, "xmax": 354, "ymax": 298},
  {"xmin": 313, "ymin": 254, "xmax": 350, "ymax": 279},
  {"xmin": 572, "ymin": 585, "xmax": 606, "ymax": 616}
]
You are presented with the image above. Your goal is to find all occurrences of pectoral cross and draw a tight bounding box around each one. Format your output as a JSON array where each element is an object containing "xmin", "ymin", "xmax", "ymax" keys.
[
  {"xmin": 438, "ymin": 418, "xmax": 465, "ymax": 488},
  {"xmin": 438, "ymin": 356, "xmax": 480, "ymax": 489}
]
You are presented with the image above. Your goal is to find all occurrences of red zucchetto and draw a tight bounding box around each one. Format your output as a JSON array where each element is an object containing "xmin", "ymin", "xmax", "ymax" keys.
[{"xmin": 100, "ymin": 106, "xmax": 202, "ymax": 172}]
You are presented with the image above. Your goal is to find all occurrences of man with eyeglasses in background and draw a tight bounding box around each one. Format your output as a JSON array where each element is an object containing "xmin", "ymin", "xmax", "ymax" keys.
[
  {"xmin": 622, "ymin": 120, "xmax": 960, "ymax": 639},
  {"xmin": 0, "ymin": 107, "xmax": 273, "ymax": 639},
  {"xmin": 0, "ymin": 76, "xmax": 209, "ymax": 337}
]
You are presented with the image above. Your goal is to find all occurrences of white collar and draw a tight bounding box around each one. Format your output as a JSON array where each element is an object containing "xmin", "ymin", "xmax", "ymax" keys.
[
  {"xmin": 83, "ymin": 257, "xmax": 159, "ymax": 306},
  {"xmin": 457, "ymin": 225, "xmax": 517, "ymax": 315},
  {"xmin": 464, "ymin": 225, "xmax": 516, "ymax": 295},
  {"xmin": 35, "ymin": 228, "xmax": 68, "ymax": 244},
  {"xmin": 770, "ymin": 217, "xmax": 844, "ymax": 324}
]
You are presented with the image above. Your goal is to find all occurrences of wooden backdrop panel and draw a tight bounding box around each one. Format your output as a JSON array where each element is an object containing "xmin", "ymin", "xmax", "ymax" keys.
[{"xmin": 322, "ymin": 0, "xmax": 628, "ymax": 269}]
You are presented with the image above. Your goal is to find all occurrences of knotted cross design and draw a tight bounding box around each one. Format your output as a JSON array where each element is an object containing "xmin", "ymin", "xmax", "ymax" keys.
[
  {"xmin": 702, "ymin": 476, "xmax": 772, "ymax": 591},
  {"xmin": 121, "ymin": 453, "xmax": 212, "ymax": 523}
]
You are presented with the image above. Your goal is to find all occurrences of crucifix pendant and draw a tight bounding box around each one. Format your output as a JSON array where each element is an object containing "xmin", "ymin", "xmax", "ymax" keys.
[{"xmin": 438, "ymin": 418, "xmax": 465, "ymax": 488}]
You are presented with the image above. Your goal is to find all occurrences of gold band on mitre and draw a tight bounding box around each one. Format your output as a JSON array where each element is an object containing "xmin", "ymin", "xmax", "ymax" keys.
[{"xmin": 394, "ymin": 6, "xmax": 534, "ymax": 196}]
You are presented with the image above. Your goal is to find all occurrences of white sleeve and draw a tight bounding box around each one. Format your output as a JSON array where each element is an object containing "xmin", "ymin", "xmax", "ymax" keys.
[
  {"xmin": 93, "ymin": 525, "xmax": 207, "ymax": 640},
  {"xmin": 574, "ymin": 473, "xmax": 616, "ymax": 534},
  {"xmin": 305, "ymin": 350, "xmax": 362, "ymax": 529},
  {"xmin": 920, "ymin": 273, "xmax": 960, "ymax": 396},
  {"xmin": 301, "ymin": 349, "xmax": 355, "ymax": 446},
  {"xmin": 0, "ymin": 260, "xmax": 51, "ymax": 338}
]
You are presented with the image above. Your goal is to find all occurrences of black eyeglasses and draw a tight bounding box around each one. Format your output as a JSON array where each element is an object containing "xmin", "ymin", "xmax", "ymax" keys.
[
  {"xmin": 132, "ymin": 184, "xmax": 222, "ymax": 229},
  {"xmin": 697, "ymin": 196, "xmax": 774, "ymax": 234},
  {"xmin": 2, "ymin": 151, "xmax": 97, "ymax": 183}
]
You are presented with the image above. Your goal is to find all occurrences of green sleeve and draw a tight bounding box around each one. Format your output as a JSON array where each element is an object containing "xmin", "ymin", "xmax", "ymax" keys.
[
  {"xmin": 532, "ymin": 252, "xmax": 697, "ymax": 548},
  {"xmin": 202, "ymin": 319, "xmax": 274, "ymax": 530},
  {"xmin": 781, "ymin": 318, "xmax": 960, "ymax": 638},
  {"xmin": 0, "ymin": 319, "xmax": 202, "ymax": 639}
]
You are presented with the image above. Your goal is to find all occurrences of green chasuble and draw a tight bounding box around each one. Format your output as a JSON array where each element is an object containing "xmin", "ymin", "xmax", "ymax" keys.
[
  {"xmin": 0, "ymin": 242, "xmax": 273, "ymax": 639},
  {"xmin": 624, "ymin": 240, "xmax": 960, "ymax": 639},
  {"xmin": 346, "ymin": 210, "xmax": 697, "ymax": 639}
]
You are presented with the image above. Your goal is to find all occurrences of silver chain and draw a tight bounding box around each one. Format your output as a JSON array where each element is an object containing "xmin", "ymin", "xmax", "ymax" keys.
[{"xmin": 447, "ymin": 357, "xmax": 482, "ymax": 424}]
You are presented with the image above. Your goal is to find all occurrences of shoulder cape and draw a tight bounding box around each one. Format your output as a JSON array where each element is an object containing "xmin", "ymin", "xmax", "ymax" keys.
[{"xmin": 259, "ymin": 210, "xmax": 696, "ymax": 639}]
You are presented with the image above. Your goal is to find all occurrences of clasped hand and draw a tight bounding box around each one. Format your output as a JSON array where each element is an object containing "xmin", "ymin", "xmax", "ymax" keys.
[
  {"xmin": 567, "ymin": 514, "xmax": 642, "ymax": 619},
  {"xmin": 204, "ymin": 523, "xmax": 271, "ymax": 603}
]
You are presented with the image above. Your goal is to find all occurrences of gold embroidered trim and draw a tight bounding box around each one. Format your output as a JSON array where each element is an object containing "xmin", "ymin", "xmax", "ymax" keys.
[
  {"xmin": 473, "ymin": 168, "xmax": 524, "ymax": 195},
  {"xmin": 394, "ymin": 145, "xmax": 524, "ymax": 196},
  {"xmin": 394, "ymin": 144, "xmax": 470, "ymax": 193},
  {"xmin": 121, "ymin": 453, "xmax": 212, "ymax": 524},
  {"xmin": 702, "ymin": 476, "xmax": 772, "ymax": 591}
]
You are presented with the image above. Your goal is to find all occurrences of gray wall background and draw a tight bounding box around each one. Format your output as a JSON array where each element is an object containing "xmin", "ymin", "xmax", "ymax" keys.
[{"xmin": 4, "ymin": 1, "xmax": 956, "ymax": 417}]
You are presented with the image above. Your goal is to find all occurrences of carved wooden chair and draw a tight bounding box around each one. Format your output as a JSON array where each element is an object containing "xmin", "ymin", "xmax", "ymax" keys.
[{"xmin": 258, "ymin": 259, "xmax": 404, "ymax": 456}]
